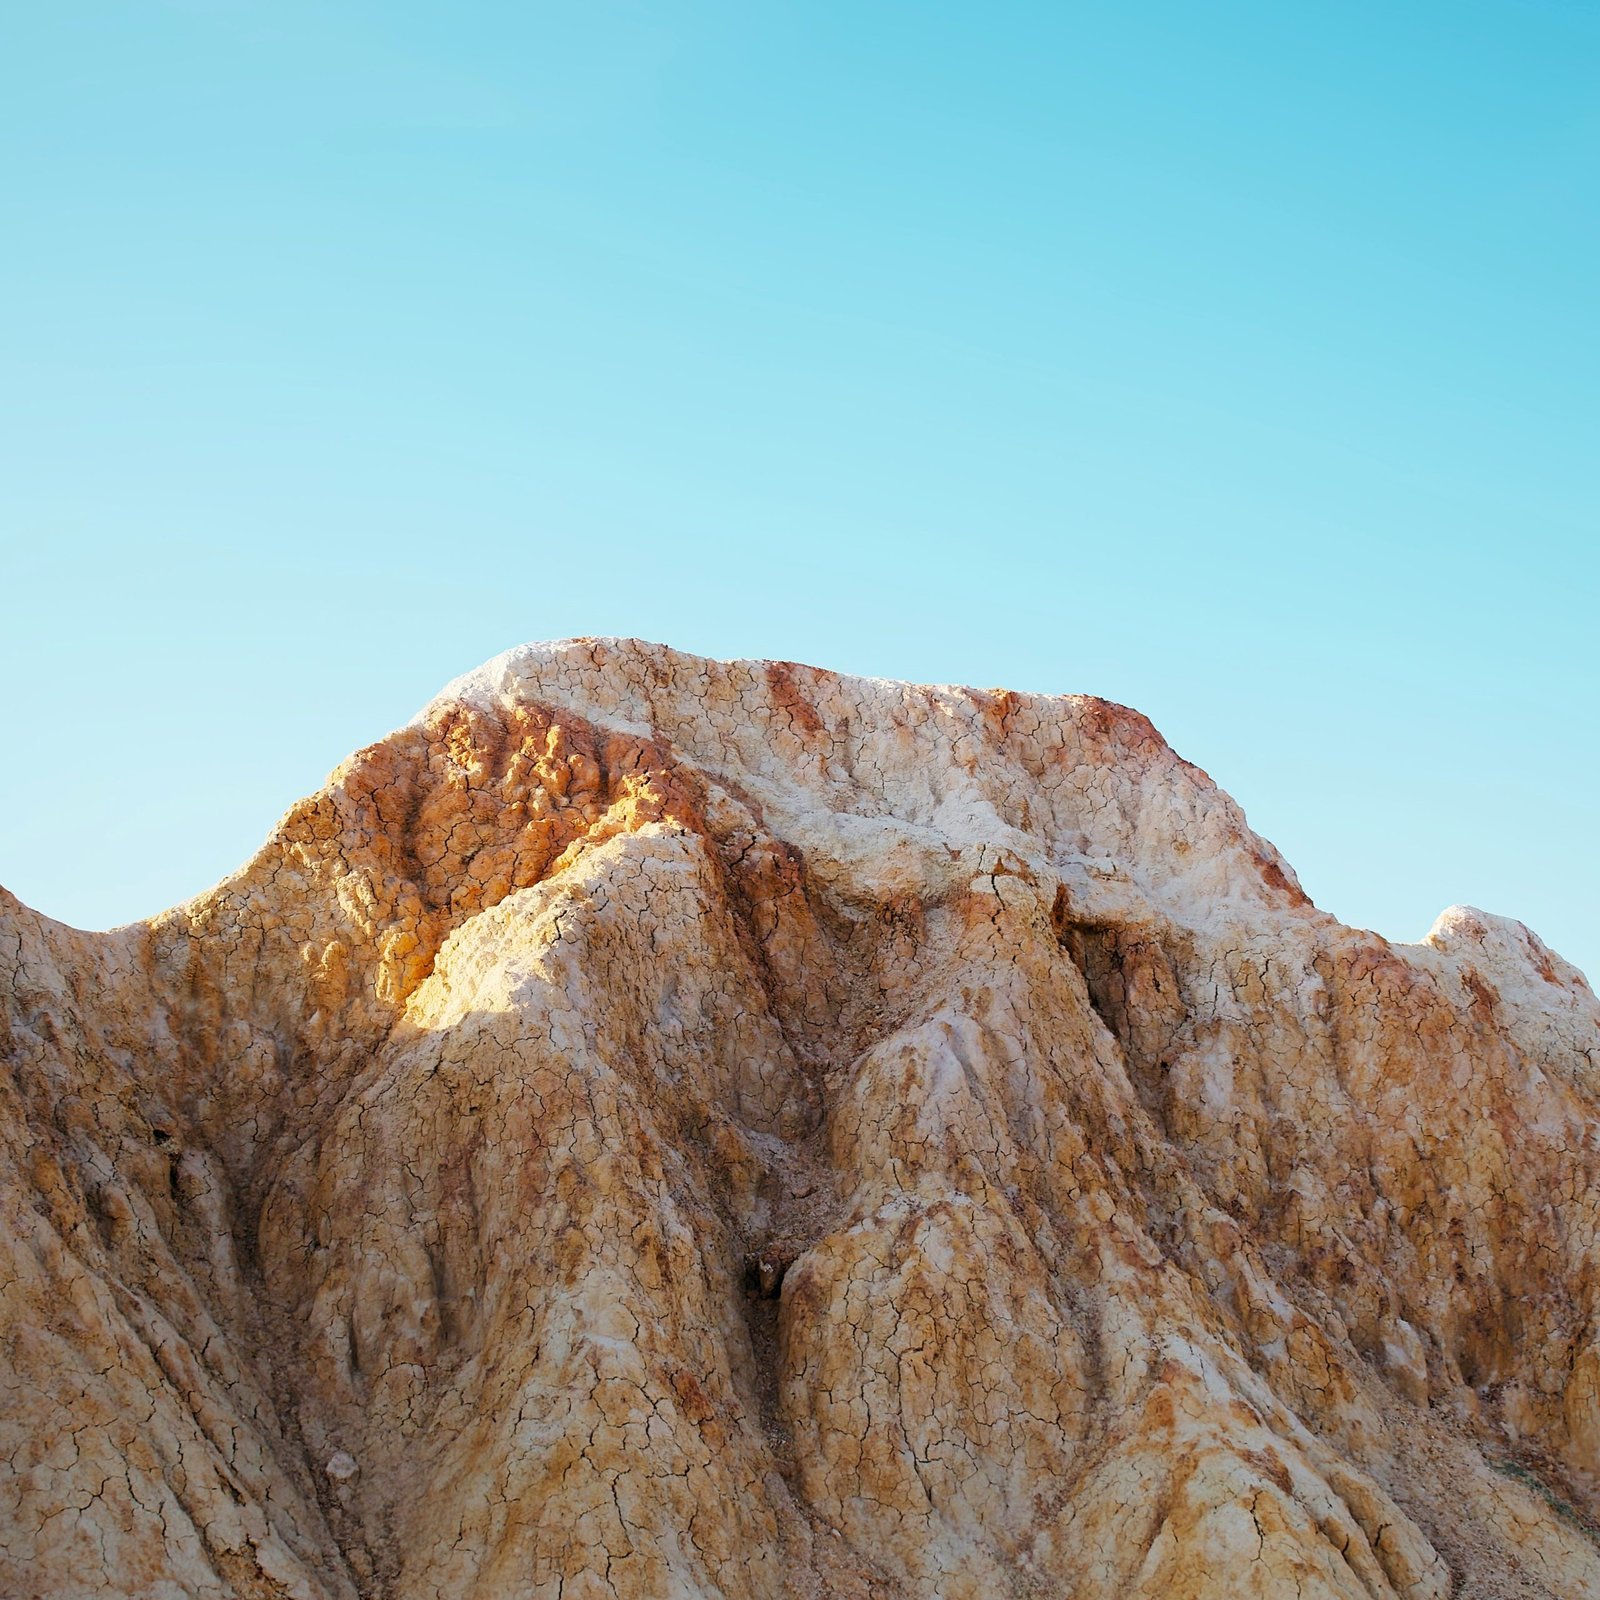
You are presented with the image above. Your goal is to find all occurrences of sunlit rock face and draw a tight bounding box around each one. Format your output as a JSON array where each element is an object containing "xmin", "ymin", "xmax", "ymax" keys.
[{"xmin": 4, "ymin": 637, "xmax": 1599, "ymax": 1600}]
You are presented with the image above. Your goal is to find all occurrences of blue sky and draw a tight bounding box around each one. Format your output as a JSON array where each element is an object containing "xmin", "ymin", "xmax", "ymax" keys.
[{"xmin": 2, "ymin": 2, "xmax": 1595, "ymax": 981}]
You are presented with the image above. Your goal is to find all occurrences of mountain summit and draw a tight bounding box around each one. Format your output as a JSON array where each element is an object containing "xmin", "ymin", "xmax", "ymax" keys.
[{"xmin": 4, "ymin": 639, "xmax": 1598, "ymax": 1599}]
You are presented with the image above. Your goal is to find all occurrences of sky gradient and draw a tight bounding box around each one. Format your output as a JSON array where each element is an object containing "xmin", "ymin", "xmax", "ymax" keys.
[{"xmin": 2, "ymin": 2, "xmax": 1596, "ymax": 980}]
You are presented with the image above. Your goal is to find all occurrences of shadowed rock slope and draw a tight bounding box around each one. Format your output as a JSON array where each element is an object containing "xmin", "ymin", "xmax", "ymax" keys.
[{"xmin": 4, "ymin": 638, "xmax": 1599, "ymax": 1599}]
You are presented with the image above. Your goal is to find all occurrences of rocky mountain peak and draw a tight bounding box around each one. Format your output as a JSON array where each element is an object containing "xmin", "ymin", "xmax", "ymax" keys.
[{"xmin": 3, "ymin": 640, "xmax": 1597, "ymax": 1598}]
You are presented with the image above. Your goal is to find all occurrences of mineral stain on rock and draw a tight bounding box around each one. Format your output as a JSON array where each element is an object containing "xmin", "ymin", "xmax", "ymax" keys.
[{"xmin": 2, "ymin": 637, "xmax": 1598, "ymax": 1599}]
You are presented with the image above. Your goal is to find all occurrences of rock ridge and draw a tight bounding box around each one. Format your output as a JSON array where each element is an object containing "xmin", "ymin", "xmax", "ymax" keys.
[{"xmin": 2, "ymin": 636, "xmax": 1598, "ymax": 1599}]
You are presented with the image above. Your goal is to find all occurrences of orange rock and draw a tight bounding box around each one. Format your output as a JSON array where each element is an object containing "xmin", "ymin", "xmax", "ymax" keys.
[{"xmin": 2, "ymin": 638, "xmax": 1597, "ymax": 1599}]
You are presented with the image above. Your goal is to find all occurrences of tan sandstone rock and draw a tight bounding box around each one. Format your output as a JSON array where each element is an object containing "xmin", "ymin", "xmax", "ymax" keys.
[{"xmin": 2, "ymin": 637, "xmax": 1598, "ymax": 1598}]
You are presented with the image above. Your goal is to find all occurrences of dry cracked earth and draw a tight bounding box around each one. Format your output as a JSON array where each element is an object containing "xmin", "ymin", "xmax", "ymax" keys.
[{"xmin": 4, "ymin": 638, "xmax": 1600, "ymax": 1600}]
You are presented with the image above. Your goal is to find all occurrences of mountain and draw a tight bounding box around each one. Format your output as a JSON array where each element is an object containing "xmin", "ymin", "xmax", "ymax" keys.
[{"xmin": 4, "ymin": 638, "xmax": 1598, "ymax": 1599}]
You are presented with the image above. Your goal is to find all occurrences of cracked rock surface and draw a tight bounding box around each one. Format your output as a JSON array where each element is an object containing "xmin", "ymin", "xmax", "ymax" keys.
[{"xmin": 4, "ymin": 636, "xmax": 1599, "ymax": 1599}]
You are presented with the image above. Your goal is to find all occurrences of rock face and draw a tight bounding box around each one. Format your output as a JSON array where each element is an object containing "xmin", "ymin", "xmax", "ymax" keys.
[{"xmin": 3, "ymin": 637, "xmax": 1599, "ymax": 1600}]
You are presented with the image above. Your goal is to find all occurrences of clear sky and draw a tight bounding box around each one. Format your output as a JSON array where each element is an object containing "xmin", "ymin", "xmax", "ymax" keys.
[{"xmin": 2, "ymin": 2, "xmax": 1595, "ymax": 981}]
